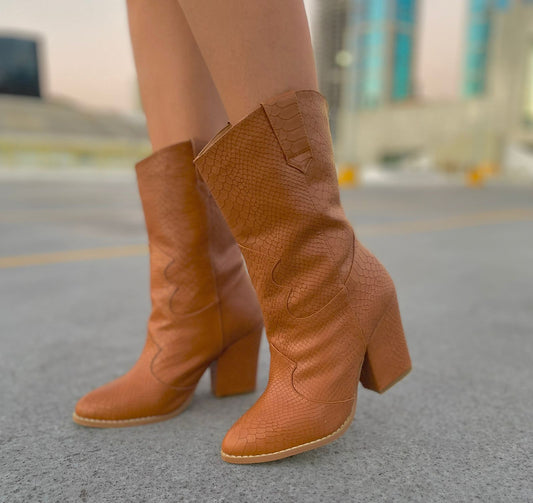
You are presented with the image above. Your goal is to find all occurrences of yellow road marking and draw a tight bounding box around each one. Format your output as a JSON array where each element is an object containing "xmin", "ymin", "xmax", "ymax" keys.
[
  {"xmin": 358, "ymin": 208, "xmax": 533, "ymax": 236},
  {"xmin": 0, "ymin": 244, "xmax": 148, "ymax": 269},
  {"xmin": 0, "ymin": 207, "xmax": 139, "ymax": 223},
  {"xmin": 0, "ymin": 208, "xmax": 532, "ymax": 269}
]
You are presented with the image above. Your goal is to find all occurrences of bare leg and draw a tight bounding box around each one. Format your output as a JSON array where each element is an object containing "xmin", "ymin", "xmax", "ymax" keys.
[
  {"xmin": 177, "ymin": 0, "xmax": 411, "ymax": 464},
  {"xmin": 127, "ymin": 0, "xmax": 228, "ymax": 151},
  {"xmin": 73, "ymin": 0, "xmax": 265, "ymax": 430},
  {"xmin": 177, "ymin": 0, "xmax": 318, "ymax": 123}
]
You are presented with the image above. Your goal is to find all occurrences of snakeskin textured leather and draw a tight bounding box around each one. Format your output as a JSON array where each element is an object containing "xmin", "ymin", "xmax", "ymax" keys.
[
  {"xmin": 73, "ymin": 141, "xmax": 263, "ymax": 427},
  {"xmin": 195, "ymin": 90, "xmax": 411, "ymax": 462}
]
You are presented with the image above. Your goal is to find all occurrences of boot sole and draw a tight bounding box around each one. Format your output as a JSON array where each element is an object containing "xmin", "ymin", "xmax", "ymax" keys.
[
  {"xmin": 220, "ymin": 368, "xmax": 411, "ymax": 464},
  {"xmin": 72, "ymin": 394, "xmax": 194, "ymax": 428}
]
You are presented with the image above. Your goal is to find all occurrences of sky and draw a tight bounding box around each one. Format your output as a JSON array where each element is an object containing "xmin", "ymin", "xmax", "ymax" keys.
[
  {"xmin": 0, "ymin": 0, "xmax": 467, "ymax": 113},
  {"xmin": 1, "ymin": 0, "xmax": 136, "ymax": 111},
  {"xmin": 415, "ymin": 0, "xmax": 467, "ymax": 100}
]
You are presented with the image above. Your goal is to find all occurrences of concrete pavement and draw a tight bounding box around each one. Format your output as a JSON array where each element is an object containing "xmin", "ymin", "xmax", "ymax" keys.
[{"xmin": 1, "ymin": 177, "xmax": 532, "ymax": 502}]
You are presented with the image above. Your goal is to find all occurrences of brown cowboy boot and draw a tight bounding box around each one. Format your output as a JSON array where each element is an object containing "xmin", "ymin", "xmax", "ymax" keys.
[
  {"xmin": 194, "ymin": 90, "xmax": 411, "ymax": 463},
  {"xmin": 73, "ymin": 141, "xmax": 263, "ymax": 428}
]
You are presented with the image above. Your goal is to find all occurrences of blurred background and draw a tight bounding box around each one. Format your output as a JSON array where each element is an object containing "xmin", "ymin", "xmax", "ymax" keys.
[
  {"xmin": 311, "ymin": 0, "xmax": 533, "ymax": 185},
  {"xmin": 1, "ymin": 0, "xmax": 533, "ymax": 183}
]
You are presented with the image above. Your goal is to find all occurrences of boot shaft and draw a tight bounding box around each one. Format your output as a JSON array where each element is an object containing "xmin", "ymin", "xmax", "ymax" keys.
[
  {"xmin": 194, "ymin": 90, "xmax": 399, "ymax": 404},
  {"xmin": 195, "ymin": 90, "xmax": 354, "ymax": 321},
  {"xmin": 136, "ymin": 142, "xmax": 216, "ymax": 316},
  {"xmin": 135, "ymin": 142, "xmax": 263, "ymax": 381}
]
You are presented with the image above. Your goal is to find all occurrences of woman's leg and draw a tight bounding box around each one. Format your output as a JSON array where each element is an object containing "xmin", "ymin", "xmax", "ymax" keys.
[
  {"xmin": 180, "ymin": 0, "xmax": 412, "ymax": 463},
  {"xmin": 176, "ymin": 0, "xmax": 318, "ymax": 123},
  {"xmin": 72, "ymin": 0, "xmax": 264, "ymax": 428},
  {"xmin": 127, "ymin": 0, "xmax": 228, "ymax": 150}
]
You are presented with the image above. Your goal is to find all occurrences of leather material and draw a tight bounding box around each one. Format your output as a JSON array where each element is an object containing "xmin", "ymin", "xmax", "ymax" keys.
[
  {"xmin": 73, "ymin": 141, "xmax": 263, "ymax": 425},
  {"xmin": 195, "ymin": 90, "xmax": 411, "ymax": 460}
]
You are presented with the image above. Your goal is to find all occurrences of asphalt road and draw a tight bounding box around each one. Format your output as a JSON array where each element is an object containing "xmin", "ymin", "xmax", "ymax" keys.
[{"xmin": 1, "ymin": 176, "xmax": 532, "ymax": 502}]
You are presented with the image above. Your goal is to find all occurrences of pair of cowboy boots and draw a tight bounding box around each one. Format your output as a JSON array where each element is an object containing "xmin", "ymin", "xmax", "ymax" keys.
[{"xmin": 73, "ymin": 89, "xmax": 411, "ymax": 464}]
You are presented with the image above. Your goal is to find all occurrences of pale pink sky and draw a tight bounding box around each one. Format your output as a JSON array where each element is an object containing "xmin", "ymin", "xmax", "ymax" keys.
[
  {"xmin": 415, "ymin": 0, "xmax": 467, "ymax": 100},
  {"xmin": 1, "ymin": 0, "xmax": 135, "ymax": 111},
  {"xmin": 0, "ymin": 0, "xmax": 467, "ymax": 112}
]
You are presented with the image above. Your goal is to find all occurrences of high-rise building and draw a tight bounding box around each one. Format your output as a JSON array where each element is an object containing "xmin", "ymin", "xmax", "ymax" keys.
[
  {"xmin": 463, "ymin": 0, "xmax": 494, "ymax": 97},
  {"xmin": 462, "ymin": 0, "xmax": 520, "ymax": 98},
  {"xmin": 310, "ymin": 0, "xmax": 418, "ymax": 142},
  {"xmin": 311, "ymin": 0, "xmax": 349, "ymax": 138},
  {"xmin": 351, "ymin": 0, "xmax": 417, "ymax": 109},
  {"xmin": 392, "ymin": 0, "xmax": 417, "ymax": 100}
]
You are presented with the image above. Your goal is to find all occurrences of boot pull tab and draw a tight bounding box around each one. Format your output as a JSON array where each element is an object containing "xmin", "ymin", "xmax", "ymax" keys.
[{"xmin": 262, "ymin": 91, "xmax": 313, "ymax": 174}]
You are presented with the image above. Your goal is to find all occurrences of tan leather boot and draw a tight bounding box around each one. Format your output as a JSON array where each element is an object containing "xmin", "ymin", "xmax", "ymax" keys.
[
  {"xmin": 194, "ymin": 90, "xmax": 411, "ymax": 463},
  {"xmin": 73, "ymin": 141, "xmax": 263, "ymax": 428}
]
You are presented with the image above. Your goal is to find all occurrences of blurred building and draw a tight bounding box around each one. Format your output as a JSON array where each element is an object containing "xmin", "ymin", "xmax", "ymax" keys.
[
  {"xmin": 0, "ymin": 36, "xmax": 41, "ymax": 97},
  {"xmin": 0, "ymin": 33, "xmax": 149, "ymax": 169},
  {"xmin": 0, "ymin": 95, "xmax": 150, "ymax": 169},
  {"xmin": 312, "ymin": 0, "xmax": 417, "ymax": 137},
  {"xmin": 351, "ymin": 0, "xmax": 417, "ymax": 108},
  {"xmin": 489, "ymin": 0, "xmax": 533, "ymax": 175},
  {"xmin": 313, "ymin": 0, "xmax": 533, "ymax": 177},
  {"xmin": 311, "ymin": 0, "xmax": 349, "ymax": 138},
  {"xmin": 464, "ymin": 0, "xmax": 496, "ymax": 97}
]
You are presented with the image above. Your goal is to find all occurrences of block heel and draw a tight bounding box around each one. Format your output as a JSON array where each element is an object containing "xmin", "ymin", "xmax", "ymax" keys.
[
  {"xmin": 360, "ymin": 294, "xmax": 411, "ymax": 393},
  {"xmin": 210, "ymin": 327, "xmax": 263, "ymax": 397}
]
